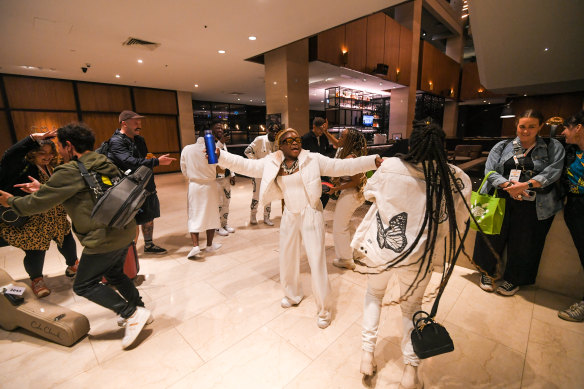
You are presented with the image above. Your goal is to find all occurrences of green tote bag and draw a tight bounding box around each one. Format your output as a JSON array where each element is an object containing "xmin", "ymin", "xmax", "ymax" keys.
[{"xmin": 470, "ymin": 171, "xmax": 506, "ymax": 235}]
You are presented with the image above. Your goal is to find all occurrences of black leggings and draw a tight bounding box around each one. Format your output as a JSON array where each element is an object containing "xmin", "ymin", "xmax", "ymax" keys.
[
  {"xmin": 564, "ymin": 195, "xmax": 584, "ymax": 299},
  {"xmin": 20, "ymin": 232, "xmax": 78, "ymax": 280}
]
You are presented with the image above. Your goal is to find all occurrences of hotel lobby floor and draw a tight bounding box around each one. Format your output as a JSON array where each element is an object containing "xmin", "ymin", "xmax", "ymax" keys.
[{"xmin": 1, "ymin": 173, "xmax": 582, "ymax": 389}]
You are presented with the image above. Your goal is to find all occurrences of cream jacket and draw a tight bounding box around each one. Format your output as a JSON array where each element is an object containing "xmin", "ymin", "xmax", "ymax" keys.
[
  {"xmin": 218, "ymin": 149, "xmax": 379, "ymax": 209},
  {"xmin": 351, "ymin": 158, "xmax": 472, "ymax": 270}
]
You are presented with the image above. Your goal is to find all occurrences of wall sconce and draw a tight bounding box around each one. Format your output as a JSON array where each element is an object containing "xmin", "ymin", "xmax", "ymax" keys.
[
  {"xmin": 450, "ymin": 87, "xmax": 454, "ymax": 97},
  {"xmin": 428, "ymin": 81, "xmax": 433, "ymax": 91},
  {"xmin": 341, "ymin": 49, "xmax": 348, "ymax": 66},
  {"xmin": 477, "ymin": 87, "xmax": 484, "ymax": 93},
  {"xmin": 500, "ymin": 102, "xmax": 515, "ymax": 118}
]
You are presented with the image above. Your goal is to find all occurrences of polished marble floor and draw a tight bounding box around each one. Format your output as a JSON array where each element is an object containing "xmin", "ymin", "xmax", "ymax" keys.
[{"xmin": 1, "ymin": 173, "xmax": 583, "ymax": 389}]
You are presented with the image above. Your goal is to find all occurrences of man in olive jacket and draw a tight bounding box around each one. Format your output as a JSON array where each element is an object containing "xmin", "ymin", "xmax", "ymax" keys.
[{"xmin": 0, "ymin": 123, "xmax": 151, "ymax": 349}]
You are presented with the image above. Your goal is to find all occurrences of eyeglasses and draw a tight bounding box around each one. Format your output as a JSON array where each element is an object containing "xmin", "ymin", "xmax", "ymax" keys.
[{"xmin": 280, "ymin": 137, "xmax": 302, "ymax": 145}]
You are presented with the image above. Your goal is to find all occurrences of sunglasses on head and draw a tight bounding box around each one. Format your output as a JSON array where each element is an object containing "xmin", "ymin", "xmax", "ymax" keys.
[{"xmin": 280, "ymin": 137, "xmax": 302, "ymax": 145}]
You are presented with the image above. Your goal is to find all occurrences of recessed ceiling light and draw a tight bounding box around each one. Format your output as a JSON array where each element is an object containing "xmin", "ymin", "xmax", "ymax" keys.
[
  {"xmin": 544, "ymin": 48, "xmax": 549, "ymax": 51},
  {"xmin": 250, "ymin": 99, "xmax": 253, "ymax": 102},
  {"xmin": 218, "ymin": 50, "xmax": 226, "ymax": 54},
  {"xmin": 194, "ymin": 84, "xmax": 199, "ymax": 87},
  {"xmin": 379, "ymin": 82, "xmax": 383, "ymax": 86},
  {"xmin": 261, "ymin": 100, "xmax": 264, "ymax": 103},
  {"xmin": 483, "ymin": 100, "xmax": 486, "ymax": 103},
  {"xmin": 137, "ymin": 59, "xmax": 143, "ymax": 63},
  {"xmin": 363, "ymin": 78, "xmax": 367, "ymax": 82},
  {"xmin": 237, "ymin": 98, "xmax": 240, "ymax": 101},
  {"xmin": 248, "ymin": 36, "xmax": 256, "ymax": 41},
  {"xmin": 273, "ymin": 81, "xmax": 277, "ymax": 85},
  {"xmin": 524, "ymin": 94, "xmax": 528, "ymax": 96},
  {"xmin": 115, "ymin": 74, "xmax": 120, "ymax": 78},
  {"xmin": 320, "ymin": 100, "xmax": 324, "ymax": 103}
]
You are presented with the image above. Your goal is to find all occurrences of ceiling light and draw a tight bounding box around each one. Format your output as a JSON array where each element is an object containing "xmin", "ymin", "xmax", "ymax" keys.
[
  {"xmin": 273, "ymin": 81, "xmax": 277, "ymax": 85},
  {"xmin": 544, "ymin": 48, "xmax": 549, "ymax": 52},
  {"xmin": 249, "ymin": 99, "xmax": 253, "ymax": 102},
  {"xmin": 137, "ymin": 59, "xmax": 143, "ymax": 63},
  {"xmin": 363, "ymin": 78, "xmax": 367, "ymax": 82},
  {"xmin": 524, "ymin": 94, "xmax": 527, "ymax": 96},
  {"xmin": 379, "ymin": 82, "xmax": 383, "ymax": 86},
  {"xmin": 218, "ymin": 50, "xmax": 226, "ymax": 54},
  {"xmin": 115, "ymin": 74, "xmax": 120, "ymax": 78},
  {"xmin": 237, "ymin": 98, "xmax": 240, "ymax": 101},
  {"xmin": 320, "ymin": 100, "xmax": 324, "ymax": 103},
  {"xmin": 261, "ymin": 101, "xmax": 264, "ymax": 103},
  {"xmin": 248, "ymin": 36, "xmax": 256, "ymax": 41},
  {"xmin": 194, "ymin": 84, "xmax": 199, "ymax": 87}
]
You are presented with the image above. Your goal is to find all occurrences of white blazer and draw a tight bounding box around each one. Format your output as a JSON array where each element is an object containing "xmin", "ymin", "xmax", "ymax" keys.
[{"xmin": 218, "ymin": 149, "xmax": 379, "ymax": 209}]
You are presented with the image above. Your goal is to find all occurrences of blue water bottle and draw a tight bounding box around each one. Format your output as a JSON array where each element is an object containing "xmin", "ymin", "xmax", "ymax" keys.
[{"xmin": 204, "ymin": 129, "xmax": 218, "ymax": 164}]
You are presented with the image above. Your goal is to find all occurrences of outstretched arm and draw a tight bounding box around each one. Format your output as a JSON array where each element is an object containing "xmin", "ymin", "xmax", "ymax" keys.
[
  {"xmin": 217, "ymin": 149, "xmax": 265, "ymax": 178},
  {"xmin": 317, "ymin": 153, "xmax": 381, "ymax": 177}
]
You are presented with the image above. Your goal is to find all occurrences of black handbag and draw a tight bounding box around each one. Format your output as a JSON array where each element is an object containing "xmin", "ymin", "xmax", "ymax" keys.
[
  {"xmin": 0, "ymin": 206, "xmax": 29, "ymax": 228},
  {"xmin": 411, "ymin": 310, "xmax": 454, "ymax": 359}
]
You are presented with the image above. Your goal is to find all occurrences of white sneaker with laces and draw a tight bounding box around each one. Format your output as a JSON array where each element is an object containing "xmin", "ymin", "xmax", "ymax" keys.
[
  {"xmin": 224, "ymin": 225, "xmax": 235, "ymax": 233},
  {"xmin": 264, "ymin": 218, "xmax": 274, "ymax": 226},
  {"xmin": 121, "ymin": 307, "xmax": 150, "ymax": 349},
  {"xmin": 558, "ymin": 301, "xmax": 584, "ymax": 322},
  {"xmin": 205, "ymin": 243, "xmax": 222, "ymax": 253},
  {"xmin": 118, "ymin": 310, "xmax": 154, "ymax": 327},
  {"xmin": 216, "ymin": 227, "xmax": 229, "ymax": 236},
  {"xmin": 187, "ymin": 246, "xmax": 201, "ymax": 259}
]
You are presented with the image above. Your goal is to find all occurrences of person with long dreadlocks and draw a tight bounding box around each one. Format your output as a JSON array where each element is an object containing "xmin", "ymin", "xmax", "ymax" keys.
[
  {"xmin": 213, "ymin": 128, "xmax": 382, "ymax": 329},
  {"xmin": 328, "ymin": 128, "xmax": 368, "ymax": 270},
  {"xmin": 353, "ymin": 120, "xmax": 471, "ymax": 388}
]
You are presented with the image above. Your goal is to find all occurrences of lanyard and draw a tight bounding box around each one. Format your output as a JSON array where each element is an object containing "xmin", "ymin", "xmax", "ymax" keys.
[{"xmin": 512, "ymin": 140, "xmax": 535, "ymax": 169}]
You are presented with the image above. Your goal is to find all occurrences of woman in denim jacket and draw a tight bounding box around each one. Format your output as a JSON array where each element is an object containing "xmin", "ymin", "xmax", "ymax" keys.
[{"xmin": 474, "ymin": 109, "xmax": 565, "ymax": 296}]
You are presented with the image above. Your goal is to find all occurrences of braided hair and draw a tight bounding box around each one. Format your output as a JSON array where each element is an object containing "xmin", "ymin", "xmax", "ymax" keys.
[{"xmin": 389, "ymin": 118, "xmax": 469, "ymax": 301}]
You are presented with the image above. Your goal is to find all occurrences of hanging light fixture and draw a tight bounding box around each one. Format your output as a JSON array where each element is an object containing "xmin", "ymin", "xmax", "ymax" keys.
[{"xmin": 500, "ymin": 103, "xmax": 515, "ymax": 118}]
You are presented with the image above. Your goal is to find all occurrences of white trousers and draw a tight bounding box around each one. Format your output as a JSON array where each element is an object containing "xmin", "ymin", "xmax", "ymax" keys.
[
  {"xmin": 250, "ymin": 178, "xmax": 270, "ymax": 219},
  {"xmin": 217, "ymin": 177, "xmax": 231, "ymax": 227},
  {"xmin": 332, "ymin": 188, "xmax": 363, "ymax": 260},
  {"xmin": 362, "ymin": 265, "xmax": 432, "ymax": 366},
  {"xmin": 279, "ymin": 206, "xmax": 331, "ymax": 320}
]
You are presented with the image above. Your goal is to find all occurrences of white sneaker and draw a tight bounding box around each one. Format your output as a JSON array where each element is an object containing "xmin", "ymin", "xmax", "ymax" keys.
[
  {"xmin": 333, "ymin": 258, "xmax": 356, "ymax": 270},
  {"xmin": 263, "ymin": 218, "xmax": 274, "ymax": 226},
  {"xmin": 205, "ymin": 243, "xmax": 222, "ymax": 253},
  {"xmin": 224, "ymin": 225, "xmax": 235, "ymax": 233},
  {"xmin": 187, "ymin": 246, "xmax": 201, "ymax": 259},
  {"xmin": 121, "ymin": 307, "xmax": 151, "ymax": 349},
  {"xmin": 250, "ymin": 214, "xmax": 258, "ymax": 225},
  {"xmin": 280, "ymin": 296, "xmax": 301, "ymax": 308},
  {"xmin": 216, "ymin": 228, "xmax": 229, "ymax": 236},
  {"xmin": 317, "ymin": 315, "xmax": 331, "ymax": 329},
  {"xmin": 118, "ymin": 310, "xmax": 154, "ymax": 327}
]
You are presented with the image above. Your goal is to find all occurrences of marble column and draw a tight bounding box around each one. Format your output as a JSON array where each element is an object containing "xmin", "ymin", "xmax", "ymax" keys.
[{"xmin": 264, "ymin": 39, "xmax": 309, "ymax": 135}]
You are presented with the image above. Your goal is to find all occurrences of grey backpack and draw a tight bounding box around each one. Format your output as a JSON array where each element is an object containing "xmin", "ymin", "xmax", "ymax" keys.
[{"xmin": 76, "ymin": 161, "xmax": 152, "ymax": 229}]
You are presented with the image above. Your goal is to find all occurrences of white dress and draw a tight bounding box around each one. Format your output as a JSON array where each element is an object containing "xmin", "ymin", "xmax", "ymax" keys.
[{"xmin": 180, "ymin": 138, "xmax": 220, "ymax": 233}]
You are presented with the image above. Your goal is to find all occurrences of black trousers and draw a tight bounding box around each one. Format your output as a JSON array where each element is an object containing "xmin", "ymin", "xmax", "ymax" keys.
[
  {"xmin": 0, "ymin": 231, "xmax": 77, "ymax": 280},
  {"xmin": 473, "ymin": 195, "xmax": 554, "ymax": 286},
  {"xmin": 564, "ymin": 195, "xmax": 584, "ymax": 299},
  {"xmin": 73, "ymin": 244, "xmax": 143, "ymax": 319}
]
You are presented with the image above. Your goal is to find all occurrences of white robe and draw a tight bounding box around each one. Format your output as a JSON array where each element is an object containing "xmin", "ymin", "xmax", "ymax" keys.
[{"xmin": 180, "ymin": 138, "xmax": 220, "ymax": 233}]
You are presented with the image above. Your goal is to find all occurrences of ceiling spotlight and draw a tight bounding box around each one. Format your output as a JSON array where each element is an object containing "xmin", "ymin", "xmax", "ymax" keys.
[
  {"xmin": 250, "ymin": 99, "xmax": 253, "ymax": 102},
  {"xmin": 544, "ymin": 48, "xmax": 549, "ymax": 52},
  {"xmin": 237, "ymin": 98, "xmax": 240, "ymax": 101},
  {"xmin": 194, "ymin": 84, "xmax": 199, "ymax": 87},
  {"xmin": 363, "ymin": 78, "xmax": 367, "ymax": 82},
  {"xmin": 218, "ymin": 50, "xmax": 226, "ymax": 54},
  {"xmin": 115, "ymin": 74, "xmax": 120, "ymax": 78},
  {"xmin": 524, "ymin": 94, "xmax": 527, "ymax": 96},
  {"xmin": 379, "ymin": 82, "xmax": 383, "ymax": 86},
  {"xmin": 320, "ymin": 100, "xmax": 324, "ymax": 103},
  {"xmin": 262, "ymin": 101, "xmax": 264, "ymax": 103},
  {"xmin": 273, "ymin": 81, "xmax": 277, "ymax": 85},
  {"xmin": 137, "ymin": 59, "xmax": 143, "ymax": 63},
  {"xmin": 248, "ymin": 36, "xmax": 256, "ymax": 41}
]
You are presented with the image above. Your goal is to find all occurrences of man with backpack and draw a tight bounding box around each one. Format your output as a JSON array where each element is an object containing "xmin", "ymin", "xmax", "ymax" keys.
[
  {"xmin": 105, "ymin": 110, "xmax": 175, "ymax": 254},
  {"xmin": 0, "ymin": 123, "xmax": 152, "ymax": 349}
]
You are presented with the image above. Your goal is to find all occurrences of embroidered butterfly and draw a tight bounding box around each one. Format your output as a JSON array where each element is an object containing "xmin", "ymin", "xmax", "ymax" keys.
[{"xmin": 376, "ymin": 211, "xmax": 408, "ymax": 253}]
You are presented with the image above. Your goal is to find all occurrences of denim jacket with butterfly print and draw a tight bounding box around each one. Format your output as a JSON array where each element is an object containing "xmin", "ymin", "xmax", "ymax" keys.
[
  {"xmin": 482, "ymin": 136, "xmax": 565, "ymax": 220},
  {"xmin": 351, "ymin": 158, "xmax": 472, "ymax": 271}
]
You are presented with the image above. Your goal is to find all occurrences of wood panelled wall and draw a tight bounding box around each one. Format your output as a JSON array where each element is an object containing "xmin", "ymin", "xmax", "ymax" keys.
[
  {"xmin": 0, "ymin": 74, "xmax": 180, "ymax": 173},
  {"xmin": 418, "ymin": 41, "xmax": 460, "ymax": 98},
  {"xmin": 501, "ymin": 92, "xmax": 584, "ymax": 137},
  {"xmin": 460, "ymin": 62, "xmax": 503, "ymax": 101},
  {"xmin": 317, "ymin": 13, "xmax": 414, "ymax": 86}
]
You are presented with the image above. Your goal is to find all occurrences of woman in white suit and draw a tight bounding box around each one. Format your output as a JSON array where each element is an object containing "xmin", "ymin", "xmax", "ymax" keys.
[{"xmin": 217, "ymin": 128, "xmax": 382, "ymax": 329}]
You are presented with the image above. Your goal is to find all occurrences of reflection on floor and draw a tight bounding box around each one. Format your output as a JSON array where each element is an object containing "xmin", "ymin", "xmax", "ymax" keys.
[{"xmin": 1, "ymin": 174, "xmax": 582, "ymax": 388}]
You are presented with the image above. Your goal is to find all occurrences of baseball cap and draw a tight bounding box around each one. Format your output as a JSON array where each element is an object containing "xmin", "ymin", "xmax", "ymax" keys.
[{"xmin": 119, "ymin": 110, "xmax": 145, "ymax": 123}]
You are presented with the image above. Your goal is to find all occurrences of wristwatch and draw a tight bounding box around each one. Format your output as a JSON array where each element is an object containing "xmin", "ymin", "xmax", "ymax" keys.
[{"xmin": 527, "ymin": 181, "xmax": 534, "ymax": 189}]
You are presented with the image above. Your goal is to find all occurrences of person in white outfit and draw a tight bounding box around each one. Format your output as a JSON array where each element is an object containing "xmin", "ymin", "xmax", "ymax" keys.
[
  {"xmin": 244, "ymin": 123, "xmax": 280, "ymax": 226},
  {"xmin": 180, "ymin": 130, "xmax": 222, "ymax": 259},
  {"xmin": 216, "ymin": 128, "xmax": 382, "ymax": 329},
  {"xmin": 211, "ymin": 122, "xmax": 236, "ymax": 236},
  {"xmin": 353, "ymin": 120, "xmax": 471, "ymax": 388},
  {"xmin": 328, "ymin": 128, "xmax": 368, "ymax": 270}
]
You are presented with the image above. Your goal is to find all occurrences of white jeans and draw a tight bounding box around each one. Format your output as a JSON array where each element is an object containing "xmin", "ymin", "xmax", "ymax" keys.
[
  {"xmin": 250, "ymin": 178, "xmax": 270, "ymax": 219},
  {"xmin": 362, "ymin": 265, "xmax": 432, "ymax": 366},
  {"xmin": 279, "ymin": 205, "xmax": 331, "ymax": 321},
  {"xmin": 217, "ymin": 177, "xmax": 231, "ymax": 227},
  {"xmin": 332, "ymin": 188, "xmax": 363, "ymax": 260}
]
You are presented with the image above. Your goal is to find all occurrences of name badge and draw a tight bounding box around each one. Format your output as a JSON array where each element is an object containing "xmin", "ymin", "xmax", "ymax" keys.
[{"xmin": 509, "ymin": 169, "xmax": 521, "ymax": 182}]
